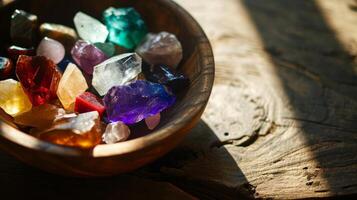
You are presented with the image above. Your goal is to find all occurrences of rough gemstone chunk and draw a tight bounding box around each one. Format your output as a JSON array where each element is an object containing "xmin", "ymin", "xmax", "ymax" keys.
[
  {"xmin": 74, "ymin": 92, "xmax": 105, "ymax": 118},
  {"xmin": 0, "ymin": 57, "xmax": 14, "ymax": 80},
  {"xmin": 10, "ymin": 10, "xmax": 38, "ymax": 47},
  {"xmin": 39, "ymin": 23, "xmax": 78, "ymax": 52},
  {"xmin": 71, "ymin": 40, "xmax": 108, "ymax": 74},
  {"xmin": 74, "ymin": 12, "xmax": 108, "ymax": 43},
  {"xmin": 0, "ymin": 79, "xmax": 32, "ymax": 116},
  {"xmin": 102, "ymin": 121, "xmax": 130, "ymax": 144},
  {"xmin": 145, "ymin": 113, "xmax": 161, "ymax": 130},
  {"xmin": 14, "ymin": 104, "xmax": 65, "ymax": 129},
  {"xmin": 136, "ymin": 32, "xmax": 183, "ymax": 68},
  {"xmin": 57, "ymin": 63, "xmax": 88, "ymax": 110},
  {"xmin": 103, "ymin": 7, "xmax": 147, "ymax": 49},
  {"xmin": 7, "ymin": 45, "xmax": 35, "ymax": 62},
  {"xmin": 37, "ymin": 37, "xmax": 65, "ymax": 64},
  {"xmin": 94, "ymin": 42, "xmax": 115, "ymax": 57},
  {"xmin": 103, "ymin": 80, "xmax": 175, "ymax": 124},
  {"xmin": 16, "ymin": 55, "xmax": 62, "ymax": 106},
  {"xmin": 38, "ymin": 111, "xmax": 102, "ymax": 148},
  {"xmin": 92, "ymin": 53, "xmax": 142, "ymax": 96}
]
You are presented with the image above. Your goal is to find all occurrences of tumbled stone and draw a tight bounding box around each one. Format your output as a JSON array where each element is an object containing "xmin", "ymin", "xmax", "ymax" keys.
[
  {"xmin": 136, "ymin": 32, "xmax": 183, "ymax": 68},
  {"xmin": 103, "ymin": 7, "xmax": 147, "ymax": 49},
  {"xmin": 71, "ymin": 40, "xmax": 108, "ymax": 74},
  {"xmin": 10, "ymin": 10, "xmax": 38, "ymax": 47},
  {"xmin": 0, "ymin": 57, "xmax": 14, "ymax": 80},
  {"xmin": 102, "ymin": 121, "xmax": 130, "ymax": 144},
  {"xmin": 14, "ymin": 104, "xmax": 65, "ymax": 129},
  {"xmin": 103, "ymin": 80, "xmax": 175, "ymax": 124},
  {"xmin": 37, "ymin": 37, "xmax": 65, "ymax": 64},
  {"xmin": 74, "ymin": 12, "xmax": 108, "ymax": 43},
  {"xmin": 16, "ymin": 55, "xmax": 62, "ymax": 106},
  {"xmin": 38, "ymin": 111, "xmax": 102, "ymax": 148},
  {"xmin": 145, "ymin": 113, "xmax": 161, "ymax": 130},
  {"xmin": 0, "ymin": 79, "xmax": 32, "ymax": 116},
  {"xmin": 92, "ymin": 53, "xmax": 142, "ymax": 96},
  {"xmin": 142, "ymin": 63, "xmax": 189, "ymax": 93},
  {"xmin": 57, "ymin": 63, "xmax": 88, "ymax": 110},
  {"xmin": 7, "ymin": 45, "xmax": 35, "ymax": 62},
  {"xmin": 39, "ymin": 23, "xmax": 78, "ymax": 52},
  {"xmin": 74, "ymin": 92, "xmax": 105, "ymax": 118},
  {"xmin": 94, "ymin": 42, "xmax": 115, "ymax": 57}
]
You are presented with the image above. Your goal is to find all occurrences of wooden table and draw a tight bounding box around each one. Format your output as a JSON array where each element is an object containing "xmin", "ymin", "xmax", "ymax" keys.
[{"xmin": 1, "ymin": 0, "xmax": 357, "ymax": 199}]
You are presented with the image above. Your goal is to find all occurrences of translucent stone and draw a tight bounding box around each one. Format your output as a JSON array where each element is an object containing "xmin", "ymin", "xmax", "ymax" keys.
[
  {"xmin": 74, "ymin": 12, "xmax": 108, "ymax": 43},
  {"xmin": 38, "ymin": 111, "xmax": 102, "ymax": 148},
  {"xmin": 92, "ymin": 53, "xmax": 142, "ymax": 96},
  {"xmin": 0, "ymin": 79, "xmax": 32, "ymax": 116},
  {"xmin": 94, "ymin": 42, "xmax": 115, "ymax": 57},
  {"xmin": 7, "ymin": 45, "xmax": 35, "ymax": 62},
  {"xmin": 39, "ymin": 23, "xmax": 78, "ymax": 52},
  {"xmin": 102, "ymin": 121, "xmax": 130, "ymax": 144},
  {"xmin": 136, "ymin": 32, "xmax": 183, "ymax": 68},
  {"xmin": 57, "ymin": 63, "xmax": 88, "ymax": 110},
  {"xmin": 103, "ymin": 7, "xmax": 147, "ymax": 49},
  {"xmin": 10, "ymin": 10, "xmax": 38, "ymax": 47},
  {"xmin": 74, "ymin": 92, "xmax": 105, "ymax": 118},
  {"xmin": 37, "ymin": 37, "xmax": 65, "ymax": 64},
  {"xmin": 0, "ymin": 57, "xmax": 13, "ymax": 80},
  {"xmin": 145, "ymin": 113, "xmax": 161, "ymax": 130}
]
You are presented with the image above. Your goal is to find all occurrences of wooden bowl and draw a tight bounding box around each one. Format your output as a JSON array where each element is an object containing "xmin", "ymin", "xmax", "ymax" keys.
[{"xmin": 0, "ymin": 0, "xmax": 214, "ymax": 176}]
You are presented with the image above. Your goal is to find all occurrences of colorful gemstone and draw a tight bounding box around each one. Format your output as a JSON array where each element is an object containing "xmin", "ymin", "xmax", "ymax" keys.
[
  {"xmin": 102, "ymin": 121, "xmax": 130, "ymax": 144},
  {"xmin": 74, "ymin": 12, "xmax": 108, "ymax": 43},
  {"xmin": 0, "ymin": 57, "xmax": 14, "ymax": 80},
  {"xmin": 145, "ymin": 113, "xmax": 161, "ymax": 130},
  {"xmin": 10, "ymin": 9, "xmax": 38, "ymax": 47},
  {"xmin": 39, "ymin": 23, "xmax": 78, "ymax": 52},
  {"xmin": 74, "ymin": 92, "xmax": 105, "ymax": 118},
  {"xmin": 36, "ymin": 37, "xmax": 65, "ymax": 64},
  {"xmin": 94, "ymin": 42, "xmax": 116, "ymax": 57},
  {"xmin": 7, "ymin": 45, "xmax": 35, "ymax": 62}
]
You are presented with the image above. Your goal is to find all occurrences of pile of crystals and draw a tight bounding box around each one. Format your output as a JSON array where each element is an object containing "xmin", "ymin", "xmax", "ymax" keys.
[{"xmin": 0, "ymin": 7, "xmax": 189, "ymax": 148}]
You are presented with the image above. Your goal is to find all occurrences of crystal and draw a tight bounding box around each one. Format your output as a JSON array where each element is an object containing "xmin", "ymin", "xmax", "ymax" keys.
[
  {"xmin": 142, "ymin": 63, "xmax": 189, "ymax": 93},
  {"xmin": 92, "ymin": 53, "xmax": 142, "ymax": 96},
  {"xmin": 39, "ymin": 23, "xmax": 78, "ymax": 52},
  {"xmin": 38, "ymin": 111, "xmax": 102, "ymax": 148},
  {"xmin": 37, "ymin": 37, "xmax": 65, "ymax": 64},
  {"xmin": 14, "ymin": 104, "xmax": 65, "ymax": 129},
  {"xmin": 16, "ymin": 55, "xmax": 62, "ymax": 106},
  {"xmin": 145, "ymin": 113, "xmax": 161, "ymax": 130},
  {"xmin": 0, "ymin": 79, "xmax": 32, "ymax": 116},
  {"xmin": 7, "ymin": 45, "xmax": 35, "ymax": 62},
  {"xmin": 0, "ymin": 57, "xmax": 13, "ymax": 80},
  {"xmin": 57, "ymin": 63, "xmax": 88, "ymax": 110},
  {"xmin": 10, "ymin": 10, "xmax": 38, "ymax": 47},
  {"xmin": 94, "ymin": 42, "xmax": 115, "ymax": 57},
  {"xmin": 74, "ymin": 92, "xmax": 105, "ymax": 118},
  {"xmin": 103, "ymin": 80, "xmax": 175, "ymax": 124},
  {"xmin": 73, "ymin": 12, "xmax": 108, "ymax": 43},
  {"xmin": 71, "ymin": 40, "xmax": 108, "ymax": 75},
  {"xmin": 136, "ymin": 32, "xmax": 183, "ymax": 68},
  {"xmin": 103, "ymin": 7, "xmax": 148, "ymax": 49},
  {"xmin": 102, "ymin": 121, "xmax": 130, "ymax": 144}
]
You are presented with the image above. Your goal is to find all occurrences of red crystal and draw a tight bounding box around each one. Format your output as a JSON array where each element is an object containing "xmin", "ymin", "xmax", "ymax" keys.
[
  {"xmin": 16, "ymin": 55, "xmax": 62, "ymax": 106},
  {"xmin": 74, "ymin": 92, "xmax": 105, "ymax": 118},
  {"xmin": 7, "ymin": 45, "xmax": 35, "ymax": 62}
]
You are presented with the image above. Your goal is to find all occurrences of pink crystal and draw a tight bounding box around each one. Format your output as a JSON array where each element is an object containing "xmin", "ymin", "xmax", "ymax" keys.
[
  {"xmin": 145, "ymin": 113, "xmax": 161, "ymax": 130},
  {"xmin": 36, "ymin": 37, "xmax": 65, "ymax": 64}
]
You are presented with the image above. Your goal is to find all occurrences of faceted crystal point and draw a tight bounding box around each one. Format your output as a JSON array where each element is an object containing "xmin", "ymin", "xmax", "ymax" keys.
[
  {"xmin": 10, "ymin": 10, "xmax": 38, "ymax": 47},
  {"xmin": 37, "ymin": 37, "xmax": 65, "ymax": 64},
  {"xmin": 39, "ymin": 23, "xmax": 78, "ymax": 52},
  {"xmin": 103, "ymin": 80, "xmax": 176, "ymax": 124},
  {"xmin": 0, "ymin": 79, "xmax": 32, "ymax": 116},
  {"xmin": 94, "ymin": 42, "xmax": 115, "ymax": 57},
  {"xmin": 145, "ymin": 113, "xmax": 161, "ymax": 130},
  {"xmin": 14, "ymin": 104, "xmax": 65, "ymax": 129},
  {"xmin": 92, "ymin": 53, "xmax": 142, "ymax": 96},
  {"xmin": 16, "ymin": 55, "xmax": 62, "ymax": 106},
  {"xmin": 39, "ymin": 111, "xmax": 102, "ymax": 148},
  {"xmin": 0, "ymin": 57, "xmax": 14, "ymax": 80},
  {"xmin": 136, "ymin": 32, "xmax": 183, "ymax": 68},
  {"xmin": 102, "ymin": 121, "xmax": 130, "ymax": 144},
  {"xmin": 103, "ymin": 7, "xmax": 148, "ymax": 49},
  {"xmin": 57, "ymin": 63, "xmax": 88, "ymax": 110},
  {"xmin": 7, "ymin": 45, "xmax": 35, "ymax": 62},
  {"xmin": 143, "ymin": 63, "xmax": 189, "ymax": 93},
  {"xmin": 71, "ymin": 40, "xmax": 108, "ymax": 74},
  {"xmin": 74, "ymin": 92, "xmax": 105, "ymax": 118},
  {"xmin": 74, "ymin": 12, "xmax": 109, "ymax": 43}
]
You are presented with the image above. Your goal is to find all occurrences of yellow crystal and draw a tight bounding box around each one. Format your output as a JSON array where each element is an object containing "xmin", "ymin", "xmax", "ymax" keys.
[
  {"xmin": 57, "ymin": 63, "xmax": 88, "ymax": 110},
  {"xmin": 0, "ymin": 79, "xmax": 32, "ymax": 116}
]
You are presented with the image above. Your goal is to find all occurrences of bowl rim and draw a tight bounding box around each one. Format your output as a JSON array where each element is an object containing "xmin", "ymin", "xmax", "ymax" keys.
[{"xmin": 0, "ymin": 0, "xmax": 215, "ymax": 158}]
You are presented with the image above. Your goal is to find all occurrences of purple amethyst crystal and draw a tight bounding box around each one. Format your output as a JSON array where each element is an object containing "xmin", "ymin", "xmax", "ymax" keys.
[
  {"xmin": 71, "ymin": 40, "xmax": 108, "ymax": 74},
  {"xmin": 103, "ymin": 80, "xmax": 176, "ymax": 124}
]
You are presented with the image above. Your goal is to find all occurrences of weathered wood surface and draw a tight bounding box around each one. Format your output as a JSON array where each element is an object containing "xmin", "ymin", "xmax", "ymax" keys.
[{"xmin": 1, "ymin": 0, "xmax": 357, "ymax": 199}]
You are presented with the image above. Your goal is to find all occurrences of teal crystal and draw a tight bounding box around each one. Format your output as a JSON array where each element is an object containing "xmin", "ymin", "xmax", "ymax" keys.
[
  {"xmin": 103, "ymin": 7, "xmax": 148, "ymax": 49},
  {"xmin": 94, "ymin": 42, "xmax": 115, "ymax": 57}
]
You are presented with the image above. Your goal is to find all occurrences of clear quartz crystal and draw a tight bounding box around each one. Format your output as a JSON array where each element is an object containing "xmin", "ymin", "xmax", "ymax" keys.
[
  {"xmin": 102, "ymin": 121, "xmax": 131, "ymax": 144},
  {"xmin": 74, "ymin": 12, "xmax": 108, "ymax": 43}
]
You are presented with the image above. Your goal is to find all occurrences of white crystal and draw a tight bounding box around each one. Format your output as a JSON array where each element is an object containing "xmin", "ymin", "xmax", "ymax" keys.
[
  {"xmin": 145, "ymin": 113, "xmax": 161, "ymax": 130},
  {"xmin": 102, "ymin": 121, "xmax": 131, "ymax": 144},
  {"xmin": 92, "ymin": 53, "xmax": 142, "ymax": 96},
  {"xmin": 74, "ymin": 12, "xmax": 108, "ymax": 43}
]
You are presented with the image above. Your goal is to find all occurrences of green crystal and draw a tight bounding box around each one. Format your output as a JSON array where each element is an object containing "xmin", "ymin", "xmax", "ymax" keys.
[
  {"xmin": 103, "ymin": 7, "xmax": 148, "ymax": 49},
  {"xmin": 94, "ymin": 42, "xmax": 116, "ymax": 57}
]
